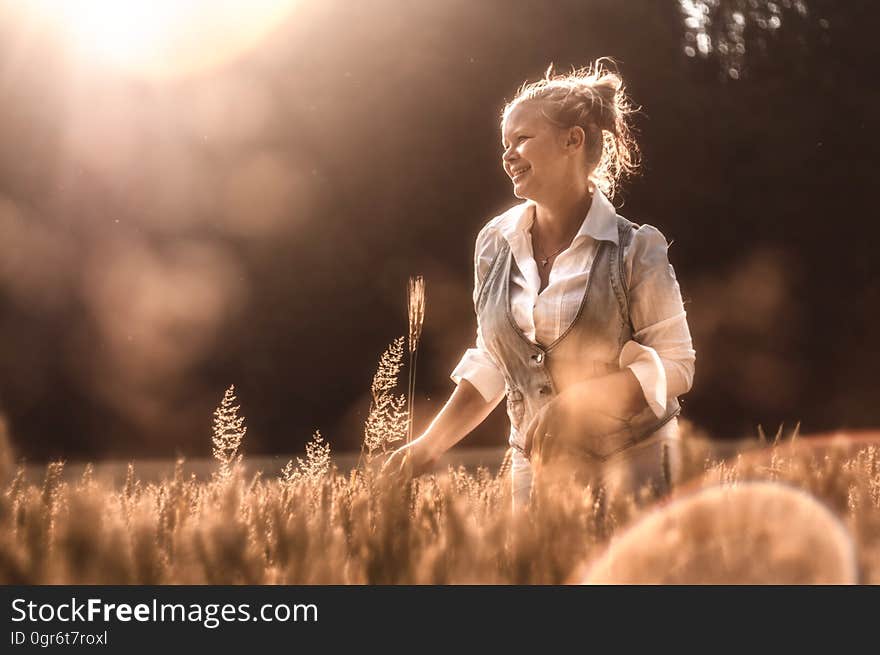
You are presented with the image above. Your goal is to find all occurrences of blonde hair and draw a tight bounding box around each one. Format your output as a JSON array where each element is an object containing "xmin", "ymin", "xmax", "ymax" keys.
[{"xmin": 502, "ymin": 58, "xmax": 641, "ymax": 199}]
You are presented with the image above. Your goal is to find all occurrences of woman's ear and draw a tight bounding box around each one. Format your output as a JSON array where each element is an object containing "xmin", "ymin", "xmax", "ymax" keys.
[{"xmin": 566, "ymin": 126, "xmax": 586, "ymax": 151}]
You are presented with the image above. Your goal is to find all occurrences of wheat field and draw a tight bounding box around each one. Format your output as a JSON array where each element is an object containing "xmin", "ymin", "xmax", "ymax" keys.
[
  {"xmin": 2, "ymin": 342, "xmax": 879, "ymax": 584},
  {"xmin": 2, "ymin": 422, "xmax": 880, "ymax": 584}
]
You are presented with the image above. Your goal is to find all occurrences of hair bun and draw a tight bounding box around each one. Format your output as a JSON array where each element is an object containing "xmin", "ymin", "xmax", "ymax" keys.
[{"xmin": 581, "ymin": 76, "xmax": 621, "ymax": 132}]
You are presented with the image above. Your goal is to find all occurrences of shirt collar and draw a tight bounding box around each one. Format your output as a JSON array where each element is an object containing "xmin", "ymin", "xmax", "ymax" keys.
[{"xmin": 498, "ymin": 188, "xmax": 619, "ymax": 246}]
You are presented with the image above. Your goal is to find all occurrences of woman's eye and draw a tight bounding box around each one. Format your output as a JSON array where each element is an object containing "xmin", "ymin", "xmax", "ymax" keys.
[{"xmin": 501, "ymin": 136, "xmax": 529, "ymax": 152}]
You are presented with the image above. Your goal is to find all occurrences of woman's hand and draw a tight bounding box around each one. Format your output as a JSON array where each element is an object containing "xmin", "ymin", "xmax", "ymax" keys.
[
  {"xmin": 379, "ymin": 437, "xmax": 438, "ymax": 481},
  {"xmin": 523, "ymin": 374, "xmax": 641, "ymax": 461}
]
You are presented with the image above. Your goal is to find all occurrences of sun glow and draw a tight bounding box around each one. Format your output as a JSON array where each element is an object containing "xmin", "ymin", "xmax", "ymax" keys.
[{"xmin": 29, "ymin": 0, "xmax": 299, "ymax": 79}]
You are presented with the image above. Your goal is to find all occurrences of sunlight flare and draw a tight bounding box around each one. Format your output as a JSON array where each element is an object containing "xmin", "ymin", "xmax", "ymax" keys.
[{"xmin": 29, "ymin": 0, "xmax": 299, "ymax": 78}]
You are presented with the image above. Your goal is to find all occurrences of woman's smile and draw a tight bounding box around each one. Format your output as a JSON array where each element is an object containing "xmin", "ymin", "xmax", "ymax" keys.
[{"xmin": 510, "ymin": 165, "xmax": 531, "ymax": 181}]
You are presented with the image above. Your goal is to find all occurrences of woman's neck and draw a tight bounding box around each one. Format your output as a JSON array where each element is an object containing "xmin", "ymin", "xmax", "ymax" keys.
[{"xmin": 532, "ymin": 182, "xmax": 593, "ymax": 246}]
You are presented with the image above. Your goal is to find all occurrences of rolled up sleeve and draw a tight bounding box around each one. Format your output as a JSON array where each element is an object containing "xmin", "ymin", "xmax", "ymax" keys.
[
  {"xmin": 620, "ymin": 225, "xmax": 696, "ymax": 418},
  {"xmin": 449, "ymin": 220, "xmax": 507, "ymax": 403},
  {"xmin": 451, "ymin": 344, "xmax": 506, "ymax": 403},
  {"xmin": 620, "ymin": 340, "xmax": 667, "ymax": 418}
]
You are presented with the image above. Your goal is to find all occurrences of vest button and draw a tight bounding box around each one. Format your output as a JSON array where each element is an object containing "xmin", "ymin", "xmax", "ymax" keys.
[
  {"xmin": 538, "ymin": 385, "xmax": 551, "ymax": 395},
  {"xmin": 534, "ymin": 352, "xmax": 544, "ymax": 364}
]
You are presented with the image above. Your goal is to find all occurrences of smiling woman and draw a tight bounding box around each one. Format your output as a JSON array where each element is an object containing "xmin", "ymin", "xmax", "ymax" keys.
[
  {"xmin": 383, "ymin": 59, "xmax": 696, "ymax": 512},
  {"xmin": 25, "ymin": 0, "xmax": 299, "ymax": 79}
]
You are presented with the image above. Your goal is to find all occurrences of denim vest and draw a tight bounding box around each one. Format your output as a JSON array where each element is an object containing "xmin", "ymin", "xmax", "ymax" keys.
[{"xmin": 475, "ymin": 213, "xmax": 681, "ymax": 458}]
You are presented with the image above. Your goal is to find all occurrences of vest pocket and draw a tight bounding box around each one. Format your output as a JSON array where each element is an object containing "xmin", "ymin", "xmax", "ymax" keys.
[{"xmin": 506, "ymin": 387, "xmax": 525, "ymax": 427}]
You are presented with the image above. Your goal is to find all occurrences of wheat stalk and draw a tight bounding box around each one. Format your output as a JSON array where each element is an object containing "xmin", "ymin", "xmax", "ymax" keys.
[
  {"xmin": 408, "ymin": 275, "xmax": 425, "ymax": 356},
  {"xmin": 406, "ymin": 275, "xmax": 425, "ymax": 451}
]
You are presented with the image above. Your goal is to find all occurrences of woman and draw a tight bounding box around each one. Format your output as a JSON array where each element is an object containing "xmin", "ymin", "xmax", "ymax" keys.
[{"xmin": 383, "ymin": 60, "xmax": 695, "ymax": 510}]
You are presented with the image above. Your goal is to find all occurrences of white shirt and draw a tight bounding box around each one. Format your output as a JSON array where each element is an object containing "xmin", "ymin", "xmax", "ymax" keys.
[{"xmin": 451, "ymin": 189, "xmax": 696, "ymax": 419}]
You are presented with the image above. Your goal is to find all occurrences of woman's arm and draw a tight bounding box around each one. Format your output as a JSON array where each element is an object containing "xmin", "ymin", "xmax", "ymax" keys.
[
  {"xmin": 621, "ymin": 224, "xmax": 696, "ymax": 417},
  {"xmin": 381, "ymin": 379, "xmax": 504, "ymax": 476},
  {"xmin": 521, "ymin": 369, "xmax": 645, "ymax": 458},
  {"xmin": 417, "ymin": 379, "xmax": 505, "ymax": 460},
  {"xmin": 382, "ymin": 217, "xmax": 508, "ymax": 477}
]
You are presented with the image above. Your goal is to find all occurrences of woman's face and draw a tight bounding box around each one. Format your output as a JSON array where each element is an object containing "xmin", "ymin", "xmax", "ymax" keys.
[{"xmin": 501, "ymin": 102, "xmax": 575, "ymax": 201}]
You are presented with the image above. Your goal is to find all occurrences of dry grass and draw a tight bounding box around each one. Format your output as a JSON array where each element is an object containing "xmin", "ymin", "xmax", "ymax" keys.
[
  {"xmin": 581, "ymin": 481, "xmax": 858, "ymax": 584},
  {"xmin": 2, "ymin": 357, "xmax": 879, "ymax": 584}
]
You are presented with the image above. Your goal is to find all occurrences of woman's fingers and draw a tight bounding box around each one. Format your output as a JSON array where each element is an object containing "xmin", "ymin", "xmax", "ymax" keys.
[
  {"xmin": 380, "ymin": 449, "xmax": 406, "ymax": 478},
  {"xmin": 523, "ymin": 413, "xmax": 540, "ymax": 458},
  {"xmin": 540, "ymin": 426, "xmax": 559, "ymax": 464},
  {"xmin": 523, "ymin": 422, "xmax": 534, "ymax": 458},
  {"xmin": 525, "ymin": 408, "xmax": 552, "ymax": 459},
  {"xmin": 393, "ymin": 451, "xmax": 406, "ymax": 476},
  {"xmin": 380, "ymin": 445, "xmax": 431, "ymax": 481}
]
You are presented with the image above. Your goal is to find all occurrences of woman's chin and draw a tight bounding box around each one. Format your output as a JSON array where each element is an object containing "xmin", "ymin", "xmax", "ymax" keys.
[{"xmin": 512, "ymin": 181, "xmax": 533, "ymax": 200}]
